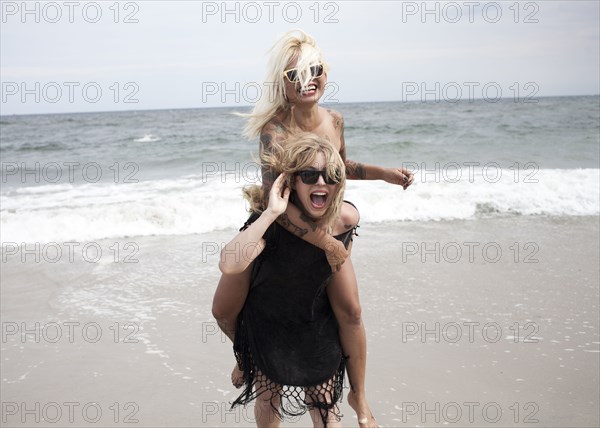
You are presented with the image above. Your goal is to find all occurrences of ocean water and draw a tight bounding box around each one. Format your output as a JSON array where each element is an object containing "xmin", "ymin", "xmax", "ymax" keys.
[{"xmin": 1, "ymin": 95, "xmax": 599, "ymax": 243}]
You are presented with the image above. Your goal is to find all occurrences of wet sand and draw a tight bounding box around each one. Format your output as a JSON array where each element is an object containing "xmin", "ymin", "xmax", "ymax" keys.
[{"xmin": 1, "ymin": 216, "xmax": 598, "ymax": 427}]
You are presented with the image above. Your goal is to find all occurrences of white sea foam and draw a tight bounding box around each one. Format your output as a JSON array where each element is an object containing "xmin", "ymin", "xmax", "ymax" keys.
[
  {"xmin": 1, "ymin": 168, "xmax": 598, "ymax": 243},
  {"xmin": 345, "ymin": 167, "xmax": 599, "ymax": 222},
  {"xmin": 133, "ymin": 134, "xmax": 161, "ymax": 142}
]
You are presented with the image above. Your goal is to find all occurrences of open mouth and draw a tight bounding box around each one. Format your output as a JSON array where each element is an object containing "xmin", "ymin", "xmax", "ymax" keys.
[
  {"xmin": 298, "ymin": 83, "xmax": 318, "ymax": 96},
  {"xmin": 310, "ymin": 191, "xmax": 328, "ymax": 209}
]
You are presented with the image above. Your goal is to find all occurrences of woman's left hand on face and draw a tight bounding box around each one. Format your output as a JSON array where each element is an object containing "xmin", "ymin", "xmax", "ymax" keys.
[
  {"xmin": 383, "ymin": 167, "xmax": 414, "ymax": 190},
  {"xmin": 267, "ymin": 173, "xmax": 291, "ymax": 216}
]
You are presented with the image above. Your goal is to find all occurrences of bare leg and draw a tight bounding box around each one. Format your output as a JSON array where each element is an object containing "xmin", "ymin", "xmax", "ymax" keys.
[
  {"xmin": 309, "ymin": 406, "xmax": 343, "ymax": 428},
  {"xmin": 306, "ymin": 380, "xmax": 343, "ymax": 428},
  {"xmin": 254, "ymin": 376, "xmax": 282, "ymax": 428},
  {"xmin": 212, "ymin": 269, "xmax": 252, "ymax": 387},
  {"xmin": 327, "ymin": 256, "xmax": 376, "ymax": 428}
]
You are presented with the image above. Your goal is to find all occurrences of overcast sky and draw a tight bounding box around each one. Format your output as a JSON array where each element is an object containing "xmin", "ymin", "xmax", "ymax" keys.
[{"xmin": 1, "ymin": 0, "xmax": 599, "ymax": 115}]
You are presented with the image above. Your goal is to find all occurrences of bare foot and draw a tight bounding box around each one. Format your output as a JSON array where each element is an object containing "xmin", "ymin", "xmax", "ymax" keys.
[
  {"xmin": 348, "ymin": 389, "xmax": 377, "ymax": 428},
  {"xmin": 231, "ymin": 364, "xmax": 244, "ymax": 388}
]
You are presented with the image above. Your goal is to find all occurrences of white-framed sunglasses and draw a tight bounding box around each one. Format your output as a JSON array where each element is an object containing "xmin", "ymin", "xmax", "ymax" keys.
[{"xmin": 283, "ymin": 64, "xmax": 324, "ymax": 83}]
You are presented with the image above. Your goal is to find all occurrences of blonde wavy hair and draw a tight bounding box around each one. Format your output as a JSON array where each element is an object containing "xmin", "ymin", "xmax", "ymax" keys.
[
  {"xmin": 239, "ymin": 29, "xmax": 329, "ymax": 140},
  {"xmin": 243, "ymin": 133, "xmax": 345, "ymax": 230}
]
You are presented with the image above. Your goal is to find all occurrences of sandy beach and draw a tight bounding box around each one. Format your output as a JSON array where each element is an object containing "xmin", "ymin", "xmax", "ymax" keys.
[{"xmin": 1, "ymin": 215, "xmax": 598, "ymax": 427}]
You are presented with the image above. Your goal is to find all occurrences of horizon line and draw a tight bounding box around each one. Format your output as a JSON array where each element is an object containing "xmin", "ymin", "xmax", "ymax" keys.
[{"xmin": 1, "ymin": 93, "xmax": 599, "ymax": 118}]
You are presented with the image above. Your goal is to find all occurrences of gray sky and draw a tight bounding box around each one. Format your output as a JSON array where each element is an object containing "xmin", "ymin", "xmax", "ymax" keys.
[{"xmin": 1, "ymin": 0, "xmax": 599, "ymax": 115}]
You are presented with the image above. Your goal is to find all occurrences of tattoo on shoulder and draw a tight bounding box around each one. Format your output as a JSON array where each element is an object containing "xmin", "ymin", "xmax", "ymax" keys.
[
  {"xmin": 300, "ymin": 213, "xmax": 318, "ymax": 232},
  {"xmin": 328, "ymin": 110, "xmax": 343, "ymax": 130},
  {"xmin": 278, "ymin": 214, "xmax": 308, "ymax": 237},
  {"xmin": 344, "ymin": 224, "xmax": 353, "ymax": 230},
  {"xmin": 260, "ymin": 133, "xmax": 273, "ymax": 152}
]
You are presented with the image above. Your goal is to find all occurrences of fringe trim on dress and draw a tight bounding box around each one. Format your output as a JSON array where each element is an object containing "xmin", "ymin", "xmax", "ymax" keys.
[{"xmin": 231, "ymin": 318, "xmax": 347, "ymax": 428}]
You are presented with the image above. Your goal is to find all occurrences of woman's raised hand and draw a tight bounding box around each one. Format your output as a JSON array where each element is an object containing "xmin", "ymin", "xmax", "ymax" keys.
[
  {"xmin": 382, "ymin": 167, "xmax": 415, "ymax": 190},
  {"xmin": 266, "ymin": 173, "xmax": 291, "ymax": 218}
]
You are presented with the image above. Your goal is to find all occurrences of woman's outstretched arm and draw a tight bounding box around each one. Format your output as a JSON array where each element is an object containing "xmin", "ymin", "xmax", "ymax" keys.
[{"xmin": 335, "ymin": 114, "xmax": 415, "ymax": 189}]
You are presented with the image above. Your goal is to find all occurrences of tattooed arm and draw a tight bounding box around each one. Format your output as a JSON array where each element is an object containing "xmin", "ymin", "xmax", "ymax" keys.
[
  {"xmin": 259, "ymin": 122, "xmax": 283, "ymax": 191},
  {"xmin": 260, "ymin": 120, "xmax": 349, "ymax": 271}
]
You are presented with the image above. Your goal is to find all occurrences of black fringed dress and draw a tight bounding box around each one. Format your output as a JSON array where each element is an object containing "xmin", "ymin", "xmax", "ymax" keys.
[{"xmin": 231, "ymin": 212, "xmax": 355, "ymax": 426}]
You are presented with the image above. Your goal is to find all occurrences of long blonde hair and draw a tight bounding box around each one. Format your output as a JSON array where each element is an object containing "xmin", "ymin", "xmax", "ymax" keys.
[
  {"xmin": 243, "ymin": 133, "xmax": 345, "ymax": 230},
  {"xmin": 239, "ymin": 29, "xmax": 329, "ymax": 140}
]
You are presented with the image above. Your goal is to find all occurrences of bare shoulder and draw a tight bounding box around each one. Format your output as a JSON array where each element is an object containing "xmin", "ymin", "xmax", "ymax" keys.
[
  {"xmin": 333, "ymin": 201, "xmax": 360, "ymax": 235},
  {"xmin": 324, "ymin": 108, "xmax": 344, "ymax": 130},
  {"xmin": 262, "ymin": 114, "xmax": 286, "ymax": 134}
]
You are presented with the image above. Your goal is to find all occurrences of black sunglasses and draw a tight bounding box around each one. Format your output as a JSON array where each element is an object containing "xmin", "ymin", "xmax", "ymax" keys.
[
  {"xmin": 283, "ymin": 64, "xmax": 324, "ymax": 83},
  {"xmin": 296, "ymin": 169, "xmax": 339, "ymax": 185}
]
